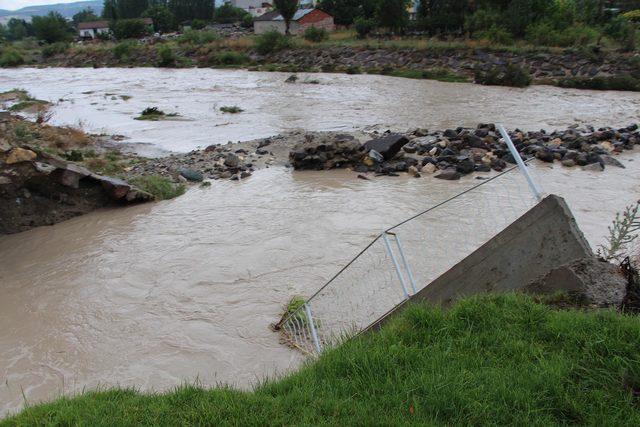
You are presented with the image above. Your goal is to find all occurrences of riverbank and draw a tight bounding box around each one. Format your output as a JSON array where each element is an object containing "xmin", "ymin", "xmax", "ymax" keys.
[
  {"xmin": 3, "ymin": 293, "xmax": 639, "ymax": 425},
  {"xmin": 5, "ymin": 35, "xmax": 640, "ymax": 90}
]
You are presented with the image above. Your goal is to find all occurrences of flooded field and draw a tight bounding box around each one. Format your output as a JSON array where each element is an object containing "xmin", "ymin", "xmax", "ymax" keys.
[{"xmin": 1, "ymin": 68, "xmax": 640, "ymax": 416}]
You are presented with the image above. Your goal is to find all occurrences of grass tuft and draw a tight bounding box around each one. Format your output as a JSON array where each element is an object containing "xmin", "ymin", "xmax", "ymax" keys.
[
  {"xmin": 220, "ymin": 105, "xmax": 243, "ymax": 114},
  {"xmin": 130, "ymin": 175, "xmax": 185, "ymax": 200}
]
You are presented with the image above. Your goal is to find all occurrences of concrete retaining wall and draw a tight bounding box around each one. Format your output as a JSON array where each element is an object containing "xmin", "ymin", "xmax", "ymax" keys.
[{"xmin": 367, "ymin": 194, "xmax": 592, "ymax": 331}]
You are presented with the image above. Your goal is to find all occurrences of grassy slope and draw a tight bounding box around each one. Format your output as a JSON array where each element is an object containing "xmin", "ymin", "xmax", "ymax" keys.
[{"xmin": 4, "ymin": 294, "xmax": 640, "ymax": 425}]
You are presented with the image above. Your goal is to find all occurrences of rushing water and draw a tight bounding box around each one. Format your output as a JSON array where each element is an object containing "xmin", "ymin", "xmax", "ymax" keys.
[
  {"xmin": 2, "ymin": 68, "xmax": 640, "ymax": 153},
  {"xmin": 1, "ymin": 69, "xmax": 640, "ymax": 417}
]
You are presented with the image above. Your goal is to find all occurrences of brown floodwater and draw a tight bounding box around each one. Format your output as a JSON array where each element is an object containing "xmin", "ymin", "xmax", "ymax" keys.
[
  {"xmin": 1, "ymin": 69, "xmax": 640, "ymax": 416},
  {"xmin": 1, "ymin": 68, "xmax": 640, "ymax": 154}
]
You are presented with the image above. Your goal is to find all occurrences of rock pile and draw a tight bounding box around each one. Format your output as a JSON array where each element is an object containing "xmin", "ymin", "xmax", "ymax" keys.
[{"xmin": 288, "ymin": 123, "xmax": 638, "ymax": 179}]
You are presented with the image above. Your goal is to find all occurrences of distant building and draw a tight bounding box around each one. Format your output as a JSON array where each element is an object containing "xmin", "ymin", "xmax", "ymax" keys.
[
  {"xmin": 226, "ymin": 0, "xmax": 273, "ymax": 17},
  {"xmin": 254, "ymin": 8, "xmax": 334, "ymax": 35},
  {"xmin": 77, "ymin": 21, "xmax": 111, "ymax": 39}
]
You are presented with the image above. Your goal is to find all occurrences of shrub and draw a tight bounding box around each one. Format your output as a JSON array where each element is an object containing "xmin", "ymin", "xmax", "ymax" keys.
[
  {"xmin": 304, "ymin": 26, "xmax": 328, "ymax": 42},
  {"xmin": 112, "ymin": 41, "xmax": 138, "ymax": 60},
  {"xmin": 475, "ymin": 64, "xmax": 532, "ymax": 88},
  {"xmin": 215, "ymin": 51, "xmax": 249, "ymax": 65},
  {"xmin": 254, "ymin": 30, "xmax": 292, "ymax": 55},
  {"xmin": 156, "ymin": 44, "xmax": 175, "ymax": 67},
  {"xmin": 623, "ymin": 9, "xmax": 640, "ymax": 23},
  {"xmin": 130, "ymin": 175, "xmax": 185, "ymax": 200},
  {"xmin": 0, "ymin": 48, "xmax": 24, "ymax": 67},
  {"xmin": 605, "ymin": 16, "xmax": 637, "ymax": 52},
  {"xmin": 525, "ymin": 22, "xmax": 599, "ymax": 47},
  {"xmin": 477, "ymin": 25, "xmax": 513, "ymax": 45},
  {"xmin": 354, "ymin": 17, "xmax": 375, "ymax": 38},
  {"xmin": 241, "ymin": 14, "xmax": 253, "ymax": 28},
  {"xmin": 220, "ymin": 105, "xmax": 243, "ymax": 113},
  {"xmin": 177, "ymin": 29, "xmax": 220, "ymax": 44},
  {"xmin": 113, "ymin": 19, "xmax": 151, "ymax": 40},
  {"xmin": 558, "ymin": 75, "xmax": 640, "ymax": 91},
  {"xmin": 191, "ymin": 19, "xmax": 207, "ymax": 30},
  {"xmin": 41, "ymin": 41, "xmax": 68, "ymax": 58}
]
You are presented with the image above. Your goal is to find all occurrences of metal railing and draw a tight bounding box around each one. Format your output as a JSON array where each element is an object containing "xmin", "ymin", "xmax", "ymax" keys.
[{"xmin": 278, "ymin": 126, "xmax": 544, "ymax": 355}]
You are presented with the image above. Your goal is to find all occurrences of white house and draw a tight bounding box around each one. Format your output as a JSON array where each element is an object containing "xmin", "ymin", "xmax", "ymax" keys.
[
  {"xmin": 77, "ymin": 21, "xmax": 110, "ymax": 39},
  {"xmin": 226, "ymin": 0, "xmax": 273, "ymax": 17},
  {"xmin": 254, "ymin": 8, "xmax": 334, "ymax": 35}
]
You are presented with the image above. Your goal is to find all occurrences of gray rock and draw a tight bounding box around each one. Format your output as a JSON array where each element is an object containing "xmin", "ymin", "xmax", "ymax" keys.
[
  {"xmin": 179, "ymin": 168, "xmax": 204, "ymax": 182},
  {"xmin": 600, "ymin": 155, "xmax": 625, "ymax": 169},
  {"xmin": 525, "ymin": 257, "xmax": 627, "ymax": 308},
  {"xmin": 224, "ymin": 153, "xmax": 240, "ymax": 168},
  {"xmin": 363, "ymin": 134, "xmax": 409, "ymax": 161},
  {"xmin": 582, "ymin": 162, "xmax": 604, "ymax": 172},
  {"xmin": 434, "ymin": 169, "xmax": 461, "ymax": 180}
]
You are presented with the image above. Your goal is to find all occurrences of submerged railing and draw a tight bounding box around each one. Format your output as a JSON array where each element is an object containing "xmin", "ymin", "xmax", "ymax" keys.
[{"xmin": 277, "ymin": 126, "xmax": 544, "ymax": 355}]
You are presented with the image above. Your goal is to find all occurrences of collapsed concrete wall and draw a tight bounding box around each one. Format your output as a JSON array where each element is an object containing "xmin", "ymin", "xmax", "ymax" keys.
[{"xmin": 367, "ymin": 194, "xmax": 592, "ymax": 331}]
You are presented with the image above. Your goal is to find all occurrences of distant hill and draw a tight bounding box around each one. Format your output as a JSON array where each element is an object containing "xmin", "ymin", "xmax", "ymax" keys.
[{"xmin": 0, "ymin": 1, "xmax": 103, "ymax": 22}]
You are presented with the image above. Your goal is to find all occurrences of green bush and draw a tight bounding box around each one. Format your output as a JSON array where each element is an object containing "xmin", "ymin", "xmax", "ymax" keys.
[
  {"xmin": 241, "ymin": 14, "xmax": 253, "ymax": 28},
  {"xmin": 558, "ymin": 75, "xmax": 640, "ymax": 91},
  {"xmin": 112, "ymin": 40, "xmax": 138, "ymax": 60},
  {"xmin": 215, "ymin": 51, "xmax": 249, "ymax": 65},
  {"xmin": 191, "ymin": 19, "xmax": 207, "ymax": 30},
  {"xmin": 303, "ymin": 26, "xmax": 328, "ymax": 42},
  {"xmin": 605, "ymin": 16, "xmax": 637, "ymax": 52},
  {"xmin": 354, "ymin": 17, "xmax": 376, "ymax": 38},
  {"xmin": 0, "ymin": 48, "xmax": 24, "ymax": 67},
  {"xmin": 475, "ymin": 64, "xmax": 532, "ymax": 88},
  {"xmin": 465, "ymin": 7, "xmax": 503, "ymax": 34},
  {"xmin": 156, "ymin": 44, "xmax": 175, "ymax": 67},
  {"xmin": 623, "ymin": 9, "xmax": 640, "ymax": 23},
  {"xmin": 220, "ymin": 105, "xmax": 243, "ymax": 113},
  {"xmin": 254, "ymin": 30, "xmax": 292, "ymax": 55},
  {"xmin": 31, "ymin": 12, "xmax": 72, "ymax": 44},
  {"xmin": 477, "ymin": 25, "xmax": 513, "ymax": 45},
  {"xmin": 525, "ymin": 21, "xmax": 599, "ymax": 47},
  {"xmin": 177, "ymin": 29, "xmax": 220, "ymax": 44},
  {"xmin": 113, "ymin": 19, "xmax": 151, "ymax": 40},
  {"xmin": 131, "ymin": 175, "xmax": 185, "ymax": 200},
  {"xmin": 41, "ymin": 41, "xmax": 68, "ymax": 58}
]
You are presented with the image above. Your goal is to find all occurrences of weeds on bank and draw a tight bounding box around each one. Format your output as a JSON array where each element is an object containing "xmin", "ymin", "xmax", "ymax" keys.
[{"xmin": 130, "ymin": 175, "xmax": 185, "ymax": 200}]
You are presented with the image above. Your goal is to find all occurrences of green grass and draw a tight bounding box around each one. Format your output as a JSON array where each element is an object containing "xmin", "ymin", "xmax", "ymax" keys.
[
  {"xmin": 4, "ymin": 293, "xmax": 640, "ymax": 425},
  {"xmin": 130, "ymin": 175, "xmax": 185, "ymax": 200},
  {"xmin": 8, "ymin": 99, "xmax": 49, "ymax": 112}
]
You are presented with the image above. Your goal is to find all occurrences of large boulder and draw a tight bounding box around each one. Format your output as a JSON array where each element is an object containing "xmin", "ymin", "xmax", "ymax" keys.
[
  {"xmin": 524, "ymin": 257, "xmax": 627, "ymax": 308},
  {"xmin": 362, "ymin": 134, "xmax": 409, "ymax": 161}
]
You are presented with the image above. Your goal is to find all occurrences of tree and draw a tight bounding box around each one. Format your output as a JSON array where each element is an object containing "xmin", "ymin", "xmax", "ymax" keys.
[
  {"xmin": 113, "ymin": 18, "xmax": 151, "ymax": 38},
  {"xmin": 117, "ymin": 0, "xmax": 152, "ymax": 19},
  {"xmin": 73, "ymin": 8, "xmax": 99, "ymax": 25},
  {"xmin": 168, "ymin": 0, "xmax": 215, "ymax": 24},
  {"xmin": 31, "ymin": 12, "xmax": 73, "ymax": 44},
  {"xmin": 274, "ymin": 0, "xmax": 298, "ymax": 35},
  {"xmin": 102, "ymin": 0, "xmax": 119, "ymax": 20},
  {"xmin": 376, "ymin": 0, "xmax": 409, "ymax": 32},
  {"xmin": 143, "ymin": 5, "xmax": 175, "ymax": 32},
  {"xmin": 318, "ymin": 0, "xmax": 362, "ymax": 25},
  {"xmin": 214, "ymin": 3, "xmax": 249, "ymax": 24},
  {"xmin": 5, "ymin": 18, "xmax": 32, "ymax": 41}
]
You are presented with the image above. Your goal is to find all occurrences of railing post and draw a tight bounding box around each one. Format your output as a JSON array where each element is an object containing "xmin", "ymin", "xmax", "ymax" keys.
[
  {"xmin": 304, "ymin": 303, "xmax": 322, "ymax": 354},
  {"xmin": 382, "ymin": 233, "xmax": 410, "ymax": 299},
  {"xmin": 497, "ymin": 124, "xmax": 544, "ymax": 201},
  {"xmin": 391, "ymin": 234, "xmax": 417, "ymax": 294}
]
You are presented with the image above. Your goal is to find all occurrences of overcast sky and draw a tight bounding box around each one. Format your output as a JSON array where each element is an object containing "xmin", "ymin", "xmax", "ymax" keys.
[{"xmin": 0, "ymin": 0, "xmax": 81, "ymax": 10}]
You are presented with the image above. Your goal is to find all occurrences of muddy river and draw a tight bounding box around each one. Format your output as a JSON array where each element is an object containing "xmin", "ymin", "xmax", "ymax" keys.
[{"xmin": 1, "ymin": 68, "xmax": 640, "ymax": 416}]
